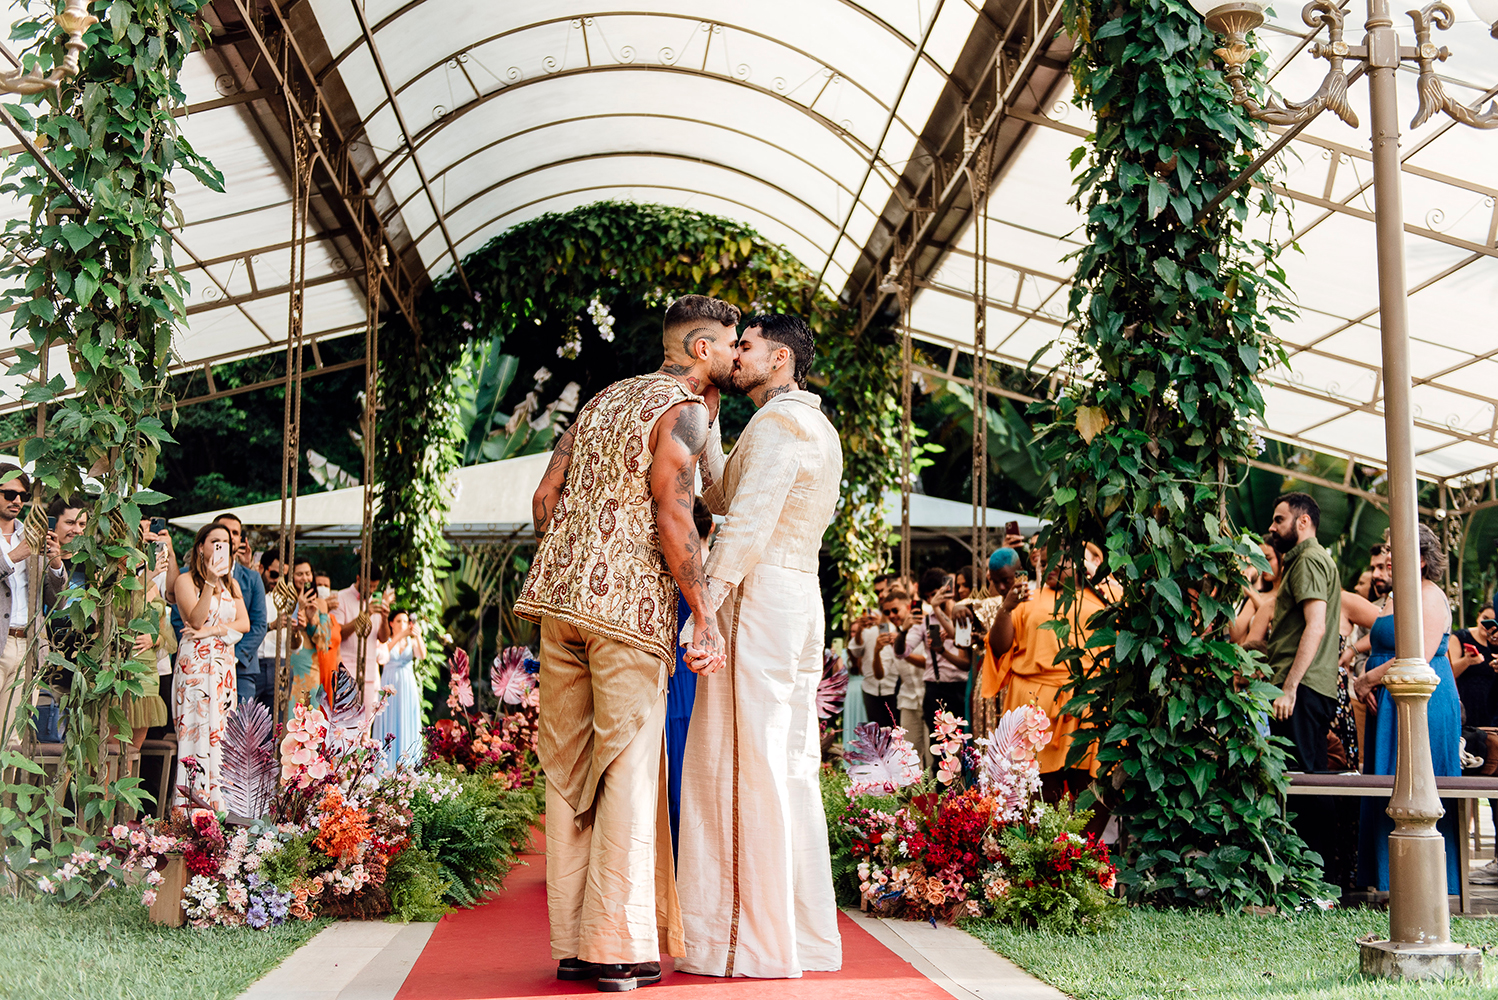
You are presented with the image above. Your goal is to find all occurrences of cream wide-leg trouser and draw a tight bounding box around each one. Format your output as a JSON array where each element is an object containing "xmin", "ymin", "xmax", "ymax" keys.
[{"xmin": 675, "ymin": 564, "xmax": 842, "ymax": 979}]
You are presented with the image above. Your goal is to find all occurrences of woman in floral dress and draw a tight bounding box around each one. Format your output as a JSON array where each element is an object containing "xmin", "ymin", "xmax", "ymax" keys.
[{"xmin": 172, "ymin": 523, "xmax": 249, "ymax": 810}]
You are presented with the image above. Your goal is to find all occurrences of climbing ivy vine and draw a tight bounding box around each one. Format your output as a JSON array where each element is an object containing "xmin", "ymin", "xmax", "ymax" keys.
[
  {"xmin": 0, "ymin": 0, "xmax": 219, "ymax": 876},
  {"xmin": 1038, "ymin": 0, "xmax": 1330, "ymax": 909},
  {"xmin": 374, "ymin": 201, "xmax": 900, "ymax": 635}
]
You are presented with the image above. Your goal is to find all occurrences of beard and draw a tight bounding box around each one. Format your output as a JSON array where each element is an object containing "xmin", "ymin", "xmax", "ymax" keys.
[
  {"xmin": 1267, "ymin": 529, "xmax": 1297, "ymax": 555},
  {"xmin": 706, "ymin": 357, "xmax": 736, "ymax": 392},
  {"xmin": 729, "ymin": 361, "xmax": 769, "ymax": 396},
  {"xmin": 1371, "ymin": 577, "xmax": 1391, "ymax": 596}
]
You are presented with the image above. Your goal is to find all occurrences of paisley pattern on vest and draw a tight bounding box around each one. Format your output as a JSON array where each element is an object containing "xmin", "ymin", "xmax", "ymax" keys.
[{"xmin": 514, "ymin": 372, "xmax": 698, "ymax": 662}]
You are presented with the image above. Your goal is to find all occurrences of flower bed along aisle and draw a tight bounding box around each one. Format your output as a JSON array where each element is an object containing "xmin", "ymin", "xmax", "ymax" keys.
[
  {"xmin": 824, "ymin": 707, "xmax": 1121, "ymax": 934},
  {"xmin": 28, "ymin": 680, "xmax": 541, "ymax": 928}
]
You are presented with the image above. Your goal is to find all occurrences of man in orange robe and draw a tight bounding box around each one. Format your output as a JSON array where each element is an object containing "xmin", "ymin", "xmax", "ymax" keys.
[{"xmin": 984, "ymin": 558, "xmax": 1108, "ymax": 798}]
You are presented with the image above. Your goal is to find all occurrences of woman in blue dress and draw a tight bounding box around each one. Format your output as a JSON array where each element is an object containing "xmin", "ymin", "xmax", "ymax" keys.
[
  {"xmin": 374, "ymin": 609, "xmax": 425, "ymax": 770},
  {"xmin": 1345, "ymin": 525, "xmax": 1460, "ymax": 893}
]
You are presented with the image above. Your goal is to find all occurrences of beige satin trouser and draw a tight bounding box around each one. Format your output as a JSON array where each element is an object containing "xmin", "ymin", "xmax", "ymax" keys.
[{"xmin": 538, "ymin": 617, "xmax": 682, "ymax": 965}]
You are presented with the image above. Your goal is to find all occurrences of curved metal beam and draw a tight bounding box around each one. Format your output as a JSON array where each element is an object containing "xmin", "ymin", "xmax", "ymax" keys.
[
  {"xmin": 340, "ymin": 16, "xmax": 929, "ymax": 189},
  {"xmin": 347, "ymin": 0, "xmax": 468, "ymax": 293},
  {"xmin": 441, "ymin": 182, "xmax": 848, "ymax": 287},
  {"xmin": 405, "ymin": 151, "xmax": 856, "ymax": 268},
  {"xmin": 363, "ymin": 64, "xmax": 908, "ymax": 230},
  {"xmin": 347, "ymin": 0, "xmax": 970, "ymax": 101},
  {"xmin": 381, "ymin": 111, "xmax": 860, "ymax": 237}
]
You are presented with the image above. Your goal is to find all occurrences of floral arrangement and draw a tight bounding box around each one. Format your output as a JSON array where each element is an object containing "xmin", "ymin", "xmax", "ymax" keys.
[
  {"xmin": 491, "ymin": 645, "xmax": 538, "ymax": 706},
  {"xmin": 428, "ymin": 645, "xmax": 539, "ymax": 786},
  {"xmin": 422, "ymin": 713, "xmax": 532, "ymax": 786},
  {"xmin": 828, "ymin": 705, "xmax": 1120, "ymax": 933}
]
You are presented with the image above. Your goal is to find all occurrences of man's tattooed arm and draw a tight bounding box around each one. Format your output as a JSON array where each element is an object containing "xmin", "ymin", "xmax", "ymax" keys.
[
  {"xmin": 650, "ymin": 400, "xmax": 725, "ymax": 671},
  {"xmin": 531, "ymin": 425, "xmax": 576, "ymax": 535}
]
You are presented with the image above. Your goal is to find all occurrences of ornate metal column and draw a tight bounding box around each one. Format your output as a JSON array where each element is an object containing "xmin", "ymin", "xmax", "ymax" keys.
[{"xmin": 1192, "ymin": 0, "xmax": 1495, "ymax": 979}]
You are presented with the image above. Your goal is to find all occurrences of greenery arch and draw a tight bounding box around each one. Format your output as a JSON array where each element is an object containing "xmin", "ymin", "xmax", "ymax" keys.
[{"xmin": 374, "ymin": 201, "xmax": 901, "ymax": 651}]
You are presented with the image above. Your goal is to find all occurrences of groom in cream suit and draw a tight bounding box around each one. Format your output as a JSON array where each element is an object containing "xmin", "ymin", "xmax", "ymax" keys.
[{"xmin": 676, "ymin": 313, "xmax": 844, "ymax": 979}]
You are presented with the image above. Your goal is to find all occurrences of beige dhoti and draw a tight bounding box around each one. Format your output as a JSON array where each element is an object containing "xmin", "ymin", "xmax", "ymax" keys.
[
  {"xmin": 676, "ymin": 565, "xmax": 842, "ymax": 978},
  {"xmin": 537, "ymin": 616, "xmax": 684, "ymax": 964}
]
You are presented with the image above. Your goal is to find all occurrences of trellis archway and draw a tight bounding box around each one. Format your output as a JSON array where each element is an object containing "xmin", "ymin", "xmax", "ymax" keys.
[{"xmin": 372, "ymin": 200, "xmax": 902, "ymax": 654}]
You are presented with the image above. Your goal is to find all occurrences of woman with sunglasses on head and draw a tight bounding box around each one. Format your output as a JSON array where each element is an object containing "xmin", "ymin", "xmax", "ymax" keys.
[{"xmin": 172, "ymin": 522, "xmax": 250, "ymax": 810}]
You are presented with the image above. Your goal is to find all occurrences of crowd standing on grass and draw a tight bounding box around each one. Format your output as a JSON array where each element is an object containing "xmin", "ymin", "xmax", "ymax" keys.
[{"xmin": 0, "ymin": 495, "xmax": 433, "ymax": 810}]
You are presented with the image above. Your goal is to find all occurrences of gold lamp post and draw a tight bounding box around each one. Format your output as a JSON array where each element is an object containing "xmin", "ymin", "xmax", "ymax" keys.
[
  {"xmin": 0, "ymin": 0, "xmax": 96, "ymax": 95},
  {"xmin": 1189, "ymin": 0, "xmax": 1495, "ymax": 981}
]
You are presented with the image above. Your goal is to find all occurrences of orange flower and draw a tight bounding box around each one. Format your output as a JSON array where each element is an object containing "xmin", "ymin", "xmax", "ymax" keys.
[{"xmin": 313, "ymin": 789, "xmax": 374, "ymax": 864}]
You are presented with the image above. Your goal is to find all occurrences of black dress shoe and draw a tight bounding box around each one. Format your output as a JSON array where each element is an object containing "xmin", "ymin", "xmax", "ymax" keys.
[
  {"xmin": 557, "ymin": 958, "xmax": 602, "ymax": 981},
  {"xmin": 597, "ymin": 962, "xmax": 663, "ymax": 992}
]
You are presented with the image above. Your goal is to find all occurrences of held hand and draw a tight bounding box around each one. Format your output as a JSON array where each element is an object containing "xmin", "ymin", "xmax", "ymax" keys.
[
  {"xmin": 702, "ymin": 383, "xmax": 721, "ymax": 423},
  {"xmin": 687, "ymin": 617, "xmax": 727, "ymax": 674},
  {"xmin": 131, "ymin": 633, "xmax": 154, "ymax": 657},
  {"xmin": 874, "ymin": 632, "xmax": 897, "ymax": 650},
  {"xmin": 950, "ymin": 604, "xmax": 973, "ymax": 626},
  {"xmin": 45, "ymin": 530, "xmax": 61, "ymax": 569},
  {"xmin": 1271, "ymin": 687, "xmax": 1296, "ymax": 722}
]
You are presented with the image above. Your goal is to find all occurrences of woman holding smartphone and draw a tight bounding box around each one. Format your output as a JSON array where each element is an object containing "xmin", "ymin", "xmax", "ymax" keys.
[
  {"xmin": 374, "ymin": 608, "xmax": 424, "ymax": 770},
  {"xmin": 172, "ymin": 523, "xmax": 250, "ymax": 810},
  {"xmin": 284, "ymin": 557, "xmax": 338, "ymax": 720}
]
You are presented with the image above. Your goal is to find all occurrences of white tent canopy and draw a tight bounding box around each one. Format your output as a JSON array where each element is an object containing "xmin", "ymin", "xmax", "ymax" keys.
[
  {"xmin": 170, "ymin": 452, "xmax": 553, "ymax": 543},
  {"xmin": 172, "ymin": 450, "xmax": 1042, "ymax": 547}
]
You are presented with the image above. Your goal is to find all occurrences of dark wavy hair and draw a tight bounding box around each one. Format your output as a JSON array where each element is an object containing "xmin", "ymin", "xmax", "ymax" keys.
[{"xmin": 743, "ymin": 312, "xmax": 814, "ymax": 389}]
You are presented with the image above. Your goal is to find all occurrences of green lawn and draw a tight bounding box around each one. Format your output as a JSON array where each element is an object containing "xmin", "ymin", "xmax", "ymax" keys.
[
  {"xmin": 967, "ymin": 908, "xmax": 1498, "ymax": 999},
  {"xmin": 0, "ymin": 887, "xmax": 327, "ymax": 1000}
]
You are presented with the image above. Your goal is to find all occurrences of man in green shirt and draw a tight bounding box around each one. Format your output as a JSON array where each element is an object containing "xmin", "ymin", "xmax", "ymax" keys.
[{"xmin": 1264, "ymin": 491, "xmax": 1342, "ymax": 772}]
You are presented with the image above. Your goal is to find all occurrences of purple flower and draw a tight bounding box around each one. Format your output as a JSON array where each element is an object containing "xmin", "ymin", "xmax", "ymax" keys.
[{"xmin": 246, "ymin": 902, "xmax": 269, "ymax": 929}]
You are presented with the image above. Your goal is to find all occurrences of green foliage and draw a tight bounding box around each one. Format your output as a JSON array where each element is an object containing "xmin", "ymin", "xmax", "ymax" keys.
[
  {"xmin": 819, "ymin": 764, "xmax": 863, "ymax": 907},
  {"xmin": 1038, "ymin": 0, "xmax": 1330, "ymax": 910},
  {"xmin": 988, "ymin": 800, "xmax": 1119, "ymax": 934},
  {"xmin": 409, "ymin": 769, "xmax": 541, "ymax": 907},
  {"xmin": 375, "ymin": 201, "xmax": 899, "ymax": 632},
  {"xmin": 818, "ymin": 327, "xmax": 902, "ymax": 625},
  {"xmin": 0, "ymin": 0, "xmax": 218, "ymax": 868},
  {"xmin": 258, "ymin": 829, "xmax": 317, "ymax": 891},
  {"xmin": 384, "ymin": 843, "xmax": 452, "ymax": 923}
]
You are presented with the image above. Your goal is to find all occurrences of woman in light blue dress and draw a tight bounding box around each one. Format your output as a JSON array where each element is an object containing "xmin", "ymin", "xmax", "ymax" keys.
[
  {"xmin": 1347, "ymin": 527, "xmax": 1461, "ymax": 894},
  {"xmin": 374, "ymin": 610, "xmax": 424, "ymax": 770}
]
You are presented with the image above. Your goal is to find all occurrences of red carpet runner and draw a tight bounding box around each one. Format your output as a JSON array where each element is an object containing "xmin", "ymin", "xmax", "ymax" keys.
[{"xmin": 396, "ymin": 830, "xmax": 957, "ymax": 1000}]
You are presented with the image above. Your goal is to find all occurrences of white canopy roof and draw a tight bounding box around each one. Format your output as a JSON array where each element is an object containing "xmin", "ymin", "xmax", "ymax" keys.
[
  {"xmin": 170, "ymin": 451, "xmax": 552, "ymax": 542},
  {"xmin": 170, "ymin": 447, "xmax": 1042, "ymax": 546},
  {"xmin": 2, "ymin": 1, "xmax": 1494, "ymax": 488}
]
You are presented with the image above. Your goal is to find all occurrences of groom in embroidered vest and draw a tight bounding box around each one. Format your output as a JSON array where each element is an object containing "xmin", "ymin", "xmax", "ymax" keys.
[
  {"xmin": 676, "ymin": 313, "xmax": 844, "ymax": 979},
  {"xmin": 515, "ymin": 294, "xmax": 735, "ymax": 993}
]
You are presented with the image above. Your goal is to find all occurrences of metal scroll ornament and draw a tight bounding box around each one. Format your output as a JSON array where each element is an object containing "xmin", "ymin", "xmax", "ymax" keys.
[
  {"xmin": 1211, "ymin": 0, "xmax": 1358, "ymax": 126},
  {"xmin": 1408, "ymin": 3, "xmax": 1498, "ymax": 129}
]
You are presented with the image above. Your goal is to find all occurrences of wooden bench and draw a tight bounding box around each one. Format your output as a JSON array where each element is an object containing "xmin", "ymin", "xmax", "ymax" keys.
[{"xmin": 1287, "ymin": 773, "xmax": 1498, "ymax": 914}]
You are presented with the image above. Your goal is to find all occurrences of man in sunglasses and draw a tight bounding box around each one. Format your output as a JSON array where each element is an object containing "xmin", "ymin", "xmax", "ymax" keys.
[
  {"xmin": 257, "ymin": 556, "xmax": 286, "ymax": 716},
  {"xmin": 0, "ymin": 464, "xmax": 66, "ymax": 745}
]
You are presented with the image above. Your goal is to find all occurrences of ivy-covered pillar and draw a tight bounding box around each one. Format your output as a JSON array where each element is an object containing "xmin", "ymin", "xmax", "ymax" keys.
[
  {"xmin": 0, "ymin": 0, "xmax": 219, "ymax": 856},
  {"xmin": 1040, "ymin": 0, "xmax": 1330, "ymax": 907}
]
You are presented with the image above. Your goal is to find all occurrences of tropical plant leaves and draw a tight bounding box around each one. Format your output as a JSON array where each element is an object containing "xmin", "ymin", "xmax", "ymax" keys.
[{"xmin": 222, "ymin": 700, "xmax": 276, "ymax": 820}]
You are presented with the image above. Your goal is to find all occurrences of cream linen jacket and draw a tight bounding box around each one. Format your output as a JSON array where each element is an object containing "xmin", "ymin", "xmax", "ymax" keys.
[{"xmin": 701, "ymin": 389, "xmax": 842, "ymax": 591}]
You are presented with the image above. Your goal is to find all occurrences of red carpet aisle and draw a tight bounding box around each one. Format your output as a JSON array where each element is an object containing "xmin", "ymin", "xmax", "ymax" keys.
[{"xmin": 395, "ymin": 831, "xmax": 957, "ymax": 1000}]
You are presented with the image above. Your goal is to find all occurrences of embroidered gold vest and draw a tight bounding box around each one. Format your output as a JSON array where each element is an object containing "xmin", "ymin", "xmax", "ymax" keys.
[{"xmin": 514, "ymin": 372, "xmax": 699, "ymax": 662}]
